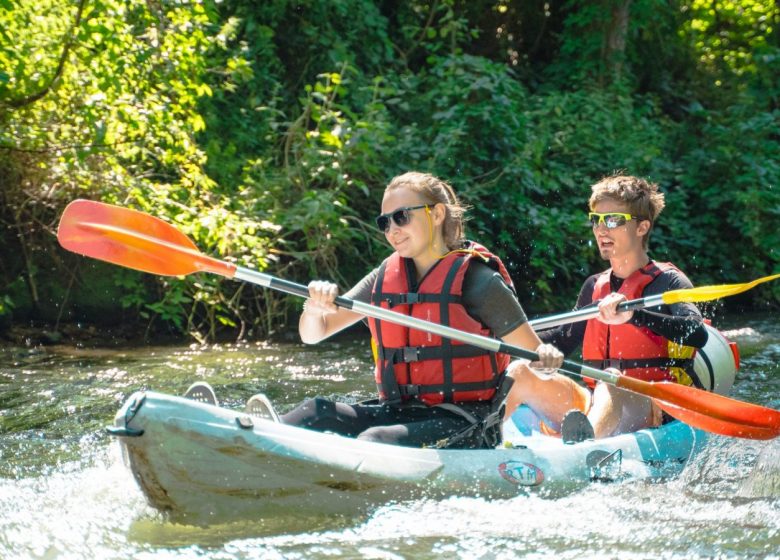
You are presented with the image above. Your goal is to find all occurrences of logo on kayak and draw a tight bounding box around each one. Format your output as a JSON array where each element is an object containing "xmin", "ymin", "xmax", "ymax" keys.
[{"xmin": 498, "ymin": 461, "xmax": 544, "ymax": 486}]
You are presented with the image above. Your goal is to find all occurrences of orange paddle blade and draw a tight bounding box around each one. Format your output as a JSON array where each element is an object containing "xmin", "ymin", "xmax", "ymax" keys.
[
  {"xmin": 617, "ymin": 376, "xmax": 780, "ymax": 439},
  {"xmin": 654, "ymin": 400, "xmax": 779, "ymax": 440},
  {"xmin": 57, "ymin": 200, "xmax": 236, "ymax": 278}
]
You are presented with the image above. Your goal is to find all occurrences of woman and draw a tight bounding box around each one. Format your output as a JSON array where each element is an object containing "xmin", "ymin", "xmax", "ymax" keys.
[{"xmin": 282, "ymin": 171, "xmax": 562, "ymax": 448}]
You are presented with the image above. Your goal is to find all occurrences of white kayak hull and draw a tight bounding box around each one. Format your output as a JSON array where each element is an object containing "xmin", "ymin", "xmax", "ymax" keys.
[{"xmin": 111, "ymin": 391, "xmax": 709, "ymax": 522}]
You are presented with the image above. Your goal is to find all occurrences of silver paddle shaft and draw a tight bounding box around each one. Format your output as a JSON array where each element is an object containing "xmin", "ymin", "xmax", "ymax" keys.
[
  {"xmin": 234, "ymin": 266, "xmax": 620, "ymax": 385},
  {"xmin": 528, "ymin": 294, "xmax": 665, "ymax": 330}
]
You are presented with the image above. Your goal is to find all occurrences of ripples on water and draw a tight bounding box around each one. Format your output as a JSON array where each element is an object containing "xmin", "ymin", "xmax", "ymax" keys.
[{"xmin": 1, "ymin": 315, "xmax": 779, "ymax": 559}]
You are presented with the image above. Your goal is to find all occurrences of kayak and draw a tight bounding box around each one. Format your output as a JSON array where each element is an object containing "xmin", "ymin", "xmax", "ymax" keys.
[
  {"xmin": 109, "ymin": 326, "xmax": 738, "ymax": 523},
  {"xmin": 110, "ymin": 391, "xmax": 704, "ymax": 522}
]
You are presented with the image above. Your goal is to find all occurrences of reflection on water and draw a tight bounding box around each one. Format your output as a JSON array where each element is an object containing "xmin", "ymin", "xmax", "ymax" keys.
[{"xmin": 1, "ymin": 315, "xmax": 779, "ymax": 559}]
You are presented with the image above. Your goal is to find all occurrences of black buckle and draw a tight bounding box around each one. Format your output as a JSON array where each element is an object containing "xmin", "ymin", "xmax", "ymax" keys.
[
  {"xmin": 382, "ymin": 293, "xmax": 421, "ymax": 307},
  {"xmin": 399, "ymin": 293, "xmax": 420, "ymax": 305},
  {"xmin": 603, "ymin": 358, "xmax": 624, "ymax": 370},
  {"xmin": 401, "ymin": 346, "xmax": 421, "ymax": 363},
  {"xmin": 400, "ymin": 384, "xmax": 421, "ymax": 396}
]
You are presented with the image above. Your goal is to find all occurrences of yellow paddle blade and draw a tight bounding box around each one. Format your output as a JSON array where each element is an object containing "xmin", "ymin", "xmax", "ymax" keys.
[{"xmin": 661, "ymin": 273, "xmax": 780, "ymax": 305}]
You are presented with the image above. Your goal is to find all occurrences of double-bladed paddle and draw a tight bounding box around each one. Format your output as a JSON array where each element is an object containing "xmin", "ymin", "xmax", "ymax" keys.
[
  {"xmin": 530, "ymin": 274, "xmax": 780, "ymax": 330},
  {"xmin": 57, "ymin": 199, "xmax": 780, "ymax": 440}
]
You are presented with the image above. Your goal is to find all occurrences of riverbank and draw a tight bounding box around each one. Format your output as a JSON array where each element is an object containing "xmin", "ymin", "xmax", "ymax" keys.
[
  {"xmin": 0, "ymin": 323, "xmax": 189, "ymax": 349},
  {"xmin": 0, "ymin": 319, "xmax": 362, "ymax": 348}
]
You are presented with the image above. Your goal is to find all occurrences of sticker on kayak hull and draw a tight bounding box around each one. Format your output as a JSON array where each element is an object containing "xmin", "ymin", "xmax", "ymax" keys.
[{"xmin": 498, "ymin": 461, "xmax": 544, "ymax": 486}]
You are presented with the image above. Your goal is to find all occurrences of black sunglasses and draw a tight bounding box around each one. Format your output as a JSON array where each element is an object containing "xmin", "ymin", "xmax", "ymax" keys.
[{"xmin": 375, "ymin": 204, "xmax": 429, "ymax": 232}]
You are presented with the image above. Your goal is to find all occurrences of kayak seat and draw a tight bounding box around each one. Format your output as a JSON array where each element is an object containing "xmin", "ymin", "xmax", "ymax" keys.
[
  {"xmin": 183, "ymin": 381, "xmax": 219, "ymax": 406},
  {"xmin": 245, "ymin": 393, "xmax": 281, "ymax": 422}
]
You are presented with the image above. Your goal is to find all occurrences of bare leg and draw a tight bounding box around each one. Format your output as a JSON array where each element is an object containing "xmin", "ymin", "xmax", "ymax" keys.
[
  {"xmin": 504, "ymin": 360, "xmax": 591, "ymax": 431},
  {"xmin": 588, "ymin": 383, "xmax": 661, "ymax": 438}
]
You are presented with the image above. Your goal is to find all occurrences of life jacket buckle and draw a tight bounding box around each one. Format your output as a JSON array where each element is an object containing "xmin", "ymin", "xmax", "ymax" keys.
[
  {"xmin": 399, "ymin": 384, "xmax": 421, "ymax": 396},
  {"xmin": 401, "ymin": 346, "xmax": 421, "ymax": 363},
  {"xmin": 399, "ymin": 293, "xmax": 419, "ymax": 305},
  {"xmin": 603, "ymin": 358, "xmax": 624, "ymax": 371}
]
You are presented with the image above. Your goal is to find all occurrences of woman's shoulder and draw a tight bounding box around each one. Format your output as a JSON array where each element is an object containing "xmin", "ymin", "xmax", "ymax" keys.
[
  {"xmin": 343, "ymin": 266, "xmax": 381, "ymax": 302},
  {"xmin": 464, "ymin": 258, "xmax": 506, "ymax": 286},
  {"xmin": 462, "ymin": 260, "xmax": 519, "ymax": 309}
]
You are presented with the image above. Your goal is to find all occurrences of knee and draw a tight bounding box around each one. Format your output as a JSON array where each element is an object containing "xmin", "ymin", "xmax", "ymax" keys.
[
  {"xmin": 591, "ymin": 382, "xmax": 623, "ymax": 407},
  {"xmin": 593, "ymin": 382, "xmax": 614, "ymax": 399},
  {"xmin": 280, "ymin": 396, "xmax": 328, "ymax": 426},
  {"xmin": 296, "ymin": 396, "xmax": 322, "ymax": 416},
  {"xmin": 356, "ymin": 426, "xmax": 398, "ymax": 445},
  {"xmin": 592, "ymin": 382, "xmax": 646, "ymax": 412},
  {"xmin": 507, "ymin": 360, "xmax": 565, "ymax": 393},
  {"xmin": 594, "ymin": 382, "xmax": 631, "ymax": 402},
  {"xmin": 507, "ymin": 359, "xmax": 530, "ymax": 379},
  {"xmin": 506, "ymin": 360, "xmax": 536, "ymax": 389}
]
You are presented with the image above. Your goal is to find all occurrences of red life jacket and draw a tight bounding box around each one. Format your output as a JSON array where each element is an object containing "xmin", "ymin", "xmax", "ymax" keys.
[
  {"xmin": 368, "ymin": 242, "xmax": 512, "ymax": 405},
  {"xmin": 582, "ymin": 261, "xmax": 696, "ymax": 384}
]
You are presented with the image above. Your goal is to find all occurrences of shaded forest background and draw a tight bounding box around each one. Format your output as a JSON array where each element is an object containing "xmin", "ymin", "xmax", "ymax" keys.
[{"xmin": 1, "ymin": 0, "xmax": 779, "ymax": 343}]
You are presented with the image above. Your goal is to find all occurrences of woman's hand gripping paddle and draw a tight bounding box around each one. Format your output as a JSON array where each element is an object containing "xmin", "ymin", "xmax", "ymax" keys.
[{"xmin": 57, "ymin": 199, "xmax": 780, "ymax": 440}]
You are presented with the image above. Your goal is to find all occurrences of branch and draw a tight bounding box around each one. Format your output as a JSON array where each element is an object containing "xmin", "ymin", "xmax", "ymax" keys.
[{"xmin": 3, "ymin": 0, "xmax": 88, "ymax": 109}]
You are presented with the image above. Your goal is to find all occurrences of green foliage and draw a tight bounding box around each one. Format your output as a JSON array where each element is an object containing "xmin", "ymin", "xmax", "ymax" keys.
[
  {"xmin": 1, "ymin": 0, "xmax": 778, "ymax": 343},
  {"xmin": 683, "ymin": 0, "xmax": 776, "ymax": 82},
  {"xmin": 663, "ymin": 103, "xmax": 780, "ymax": 286},
  {"xmin": 0, "ymin": 0, "xmax": 282, "ymax": 339},
  {"xmin": 241, "ymin": 67, "xmax": 394, "ymax": 286},
  {"xmin": 0, "ymin": 294, "xmax": 13, "ymax": 322},
  {"xmin": 505, "ymin": 89, "xmax": 672, "ymax": 309}
]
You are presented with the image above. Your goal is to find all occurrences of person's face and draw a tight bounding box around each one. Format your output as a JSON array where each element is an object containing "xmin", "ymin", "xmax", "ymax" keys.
[
  {"xmin": 378, "ymin": 187, "xmax": 436, "ymax": 259},
  {"xmin": 590, "ymin": 200, "xmax": 650, "ymax": 261}
]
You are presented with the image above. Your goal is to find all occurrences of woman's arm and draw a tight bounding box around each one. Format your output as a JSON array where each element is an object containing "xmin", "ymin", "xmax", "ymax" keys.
[
  {"xmin": 501, "ymin": 322, "xmax": 563, "ymax": 369},
  {"xmin": 462, "ymin": 264, "xmax": 562, "ymax": 368},
  {"xmin": 298, "ymin": 272, "xmax": 377, "ymax": 344},
  {"xmin": 298, "ymin": 297, "xmax": 364, "ymax": 344}
]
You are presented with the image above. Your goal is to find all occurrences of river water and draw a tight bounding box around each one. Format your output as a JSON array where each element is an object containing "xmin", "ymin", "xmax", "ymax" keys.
[{"xmin": 1, "ymin": 314, "xmax": 779, "ymax": 559}]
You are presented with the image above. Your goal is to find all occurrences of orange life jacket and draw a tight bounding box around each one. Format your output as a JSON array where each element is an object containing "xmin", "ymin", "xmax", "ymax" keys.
[
  {"xmin": 368, "ymin": 242, "xmax": 512, "ymax": 405},
  {"xmin": 582, "ymin": 261, "xmax": 696, "ymax": 384}
]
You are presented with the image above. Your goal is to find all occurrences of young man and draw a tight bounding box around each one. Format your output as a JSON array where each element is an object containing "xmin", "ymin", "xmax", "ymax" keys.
[{"xmin": 504, "ymin": 174, "xmax": 709, "ymax": 442}]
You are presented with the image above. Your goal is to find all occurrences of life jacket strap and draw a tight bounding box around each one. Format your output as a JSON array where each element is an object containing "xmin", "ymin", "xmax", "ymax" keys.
[
  {"xmin": 584, "ymin": 357, "xmax": 695, "ymax": 371},
  {"xmin": 378, "ymin": 344, "xmax": 490, "ymax": 364},
  {"xmin": 373, "ymin": 292, "xmax": 462, "ymax": 307},
  {"xmin": 392, "ymin": 378, "xmax": 498, "ymax": 398},
  {"xmin": 427, "ymin": 373, "xmax": 515, "ymax": 449}
]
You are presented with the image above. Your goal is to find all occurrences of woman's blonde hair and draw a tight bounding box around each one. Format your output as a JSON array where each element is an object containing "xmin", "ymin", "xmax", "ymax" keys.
[
  {"xmin": 385, "ymin": 172, "xmax": 470, "ymax": 250},
  {"xmin": 589, "ymin": 174, "xmax": 665, "ymax": 249}
]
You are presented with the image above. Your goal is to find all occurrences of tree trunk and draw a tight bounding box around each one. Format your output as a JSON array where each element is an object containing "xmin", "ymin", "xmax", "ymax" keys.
[{"xmin": 602, "ymin": 0, "xmax": 632, "ymax": 83}]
